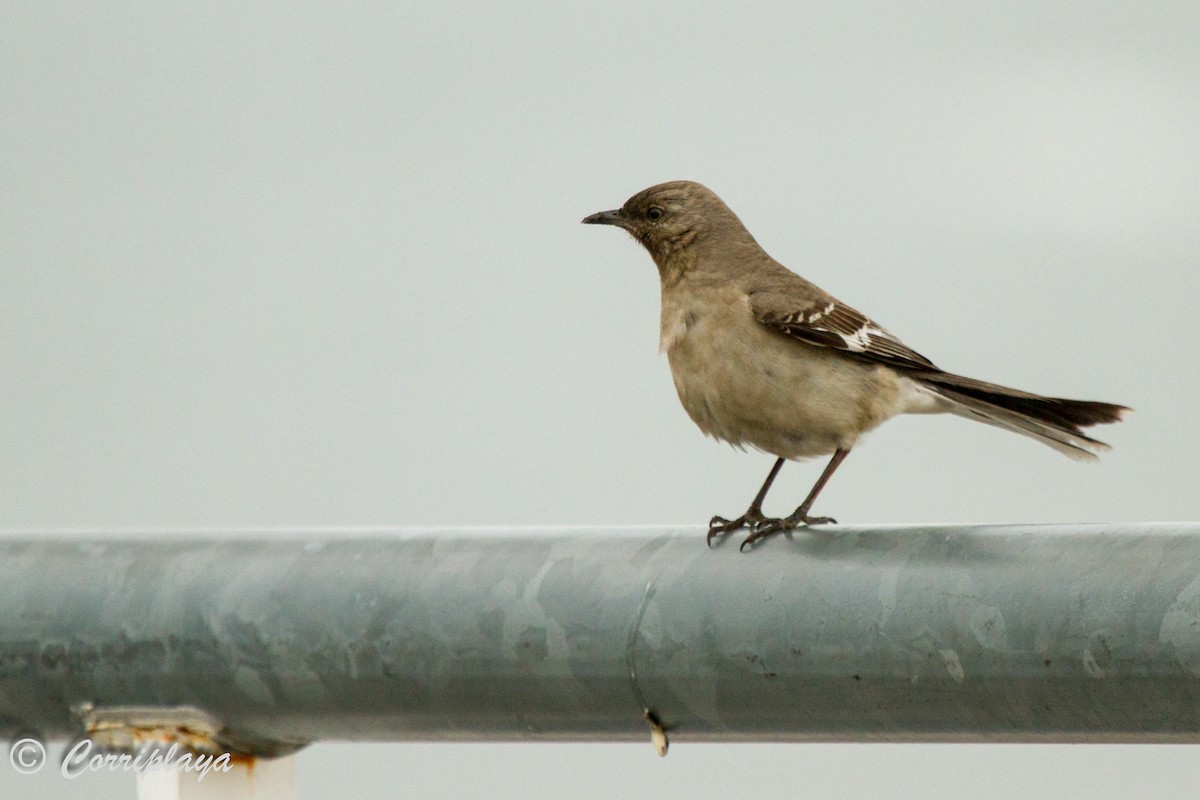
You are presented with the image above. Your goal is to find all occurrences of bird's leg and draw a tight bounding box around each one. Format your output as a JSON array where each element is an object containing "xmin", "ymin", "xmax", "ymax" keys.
[
  {"xmin": 707, "ymin": 457, "xmax": 786, "ymax": 546},
  {"xmin": 741, "ymin": 449, "xmax": 849, "ymax": 551}
]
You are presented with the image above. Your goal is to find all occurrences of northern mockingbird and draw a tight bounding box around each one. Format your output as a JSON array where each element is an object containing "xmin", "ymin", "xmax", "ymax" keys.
[{"xmin": 583, "ymin": 180, "xmax": 1128, "ymax": 550}]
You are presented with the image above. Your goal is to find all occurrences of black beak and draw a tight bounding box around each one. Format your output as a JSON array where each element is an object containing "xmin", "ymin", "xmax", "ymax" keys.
[{"xmin": 581, "ymin": 209, "xmax": 629, "ymax": 228}]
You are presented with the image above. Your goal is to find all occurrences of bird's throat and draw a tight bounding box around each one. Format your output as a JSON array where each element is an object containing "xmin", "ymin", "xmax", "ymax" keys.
[{"xmin": 654, "ymin": 249, "xmax": 694, "ymax": 290}]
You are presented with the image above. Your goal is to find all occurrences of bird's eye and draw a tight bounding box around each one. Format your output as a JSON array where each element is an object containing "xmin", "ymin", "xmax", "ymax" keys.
[{"xmin": 647, "ymin": 206, "xmax": 664, "ymax": 221}]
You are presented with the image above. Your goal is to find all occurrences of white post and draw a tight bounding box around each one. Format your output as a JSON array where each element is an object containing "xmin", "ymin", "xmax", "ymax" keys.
[{"xmin": 135, "ymin": 756, "xmax": 297, "ymax": 800}]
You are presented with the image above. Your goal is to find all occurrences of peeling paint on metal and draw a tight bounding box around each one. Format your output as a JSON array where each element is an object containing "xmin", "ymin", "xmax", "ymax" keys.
[
  {"xmin": 968, "ymin": 606, "xmax": 1009, "ymax": 652},
  {"xmin": 1082, "ymin": 648, "xmax": 1106, "ymax": 678},
  {"xmin": 1159, "ymin": 571, "xmax": 1200, "ymax": 677},
  {"xmin": 939, "ymin": 649, "xmax": 965, "ymax": 684}
]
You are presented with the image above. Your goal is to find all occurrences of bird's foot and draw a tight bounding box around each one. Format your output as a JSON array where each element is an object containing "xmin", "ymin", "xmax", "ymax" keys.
[
  {"xmin": 738, "ymin": 510, "xmax": 837, "ymax": 552},
  {"xmin": 707, "ymin": 507, "xmax": 775, "ymax": 547}
]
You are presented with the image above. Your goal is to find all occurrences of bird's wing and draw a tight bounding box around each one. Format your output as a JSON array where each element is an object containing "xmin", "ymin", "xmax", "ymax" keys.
[{"xmin": 749, "ymin": 288, "xmax": 938, "ymax": 371}]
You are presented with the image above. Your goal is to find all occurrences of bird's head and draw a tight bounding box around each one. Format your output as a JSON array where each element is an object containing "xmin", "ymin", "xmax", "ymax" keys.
[{"xmin": 582, "ymin": 181, "xmax": 754, "ymax": 278}]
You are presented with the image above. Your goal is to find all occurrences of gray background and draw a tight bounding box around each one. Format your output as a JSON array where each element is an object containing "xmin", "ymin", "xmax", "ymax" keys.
[{"xmin": 2, "ymin": 1, "xmax": 1197, "ymax": 797}]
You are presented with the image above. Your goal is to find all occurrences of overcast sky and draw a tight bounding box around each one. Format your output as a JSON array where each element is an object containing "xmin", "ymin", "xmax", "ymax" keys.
[{"xmin": 3, "ymin": 2, "xmax": 1200, "ymax": 798}]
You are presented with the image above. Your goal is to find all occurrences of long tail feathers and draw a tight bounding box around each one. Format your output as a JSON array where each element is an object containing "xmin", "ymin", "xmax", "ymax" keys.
[{"xmin": 917, "ymin": 371, "xmax": 1130, "ymax": 461}]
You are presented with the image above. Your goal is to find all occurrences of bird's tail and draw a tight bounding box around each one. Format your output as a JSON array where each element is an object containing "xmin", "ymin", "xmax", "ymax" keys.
[{"xmin": 917, "ymin": 371, "xmax": 1129, "ymax": 461}]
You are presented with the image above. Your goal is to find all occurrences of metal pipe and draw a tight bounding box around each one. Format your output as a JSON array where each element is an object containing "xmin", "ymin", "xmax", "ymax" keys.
[{"xmin": 2, "ymin": 525, "xmax": 1200, "ymax": 755}]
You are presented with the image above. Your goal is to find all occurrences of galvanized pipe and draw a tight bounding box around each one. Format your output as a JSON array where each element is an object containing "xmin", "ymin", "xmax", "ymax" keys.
[{"xmin": 2, "ymin": 525, "xmax": 1200, "ymax": 755}]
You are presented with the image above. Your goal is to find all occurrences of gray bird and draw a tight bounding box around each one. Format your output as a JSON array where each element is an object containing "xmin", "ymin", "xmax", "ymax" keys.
[{"xmin": 583, "ymin": 180, "xmax": 1128, "ymax": 550}]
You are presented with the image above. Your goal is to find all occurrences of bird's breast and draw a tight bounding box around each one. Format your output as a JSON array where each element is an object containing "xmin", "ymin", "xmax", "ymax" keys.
[
  {"xmin": 658, "ymin": 295, "xmax": 693, "ymax": 353},
  {"xmin": 659, "ymin": 288, "xmax": 907, "ymax": 459}
]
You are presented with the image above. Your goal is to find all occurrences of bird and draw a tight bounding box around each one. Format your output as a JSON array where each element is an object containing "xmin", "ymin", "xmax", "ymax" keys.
[{"xmin": 582, "ymin": 180, "xmax": 1128, "ymax": 551}]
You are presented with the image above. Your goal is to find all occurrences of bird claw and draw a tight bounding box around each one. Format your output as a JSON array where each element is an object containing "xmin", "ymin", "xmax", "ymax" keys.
[
  {"xmin": 739, "ymin": 519, "xmax": 784, "ymax": 552},
  {"xmin": 708, "ymin": 514, "xmax": 741, "ymax": 531},
  {"xmin": 707, "ymin": 508, "xmax": 774, "ymax": 546},
  {"xmin": 711, "ymin": 505, "xmax": 838, "ymax": 551},
  {"xmin": 750, "ymin": 517, "xmax": 784, "ymax": 535},
  {"xmin": 706, "ymin": 515, "xmax": 744, "ymax": 546},
  {"xmin": 738, "ymin": 512, "xmax": 837, "ymax": 551}
]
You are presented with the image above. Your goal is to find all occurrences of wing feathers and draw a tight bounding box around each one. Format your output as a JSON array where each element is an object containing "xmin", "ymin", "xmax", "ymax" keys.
[
  {"xmin": 750, "ymin": 290, "xmax": 937, "ymax": 371},
  {"xmin": 747, "ymin": 286, "xmax": 1128, "ymax": 455}
]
